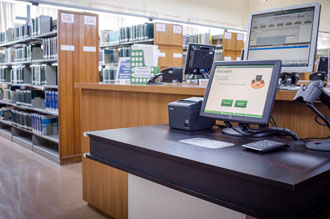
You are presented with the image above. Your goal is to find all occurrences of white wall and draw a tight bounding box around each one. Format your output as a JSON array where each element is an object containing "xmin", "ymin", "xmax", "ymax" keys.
[
  {"xmin": 249, "ymin": 0, "xmax": 330, "ymax": 32},
  {"xmin": 44, "ymin": 0, "xmax": 250, "ymax": 30},
  {"xmin": 41, "ymin": 0, "xmax": 330, "ymax": 32}
]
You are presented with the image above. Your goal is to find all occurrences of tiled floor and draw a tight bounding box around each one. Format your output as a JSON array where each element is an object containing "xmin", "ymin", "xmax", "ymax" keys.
[{"xmin": 0, "ymin": 136, "xmax": 107, "ymax": 219}]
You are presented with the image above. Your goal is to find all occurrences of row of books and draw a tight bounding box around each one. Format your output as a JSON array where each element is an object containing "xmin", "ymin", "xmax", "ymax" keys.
[
  {"xmin": 0, "ymin": 16, "xmax": 55, "ymax": 44},
  {"xmin": 31, "ymin": 113, "xmax": 58, "ymax": 136},
  {"xmin": 15, "ymin": 89, "xmax": 32, "ymax": 107},
  {"xmin": 0, "ymin": 22, "xmax": 30, "ymax": 44},
  {"xmin": 0, "ymin": 89, "xmax": 11, "ymax": 102},
  {"xmin": 31, "ymin": 64, "xmax": 57, "ymax": 85},
  {"xmin": 119, "ymin": 23, "xmax": 154, "ymax": 43},
  {"xmin": 45, "ymin": 91, "xmax": 58, "ymax": 113},
  {"xmin": 183, "ymin": 33, "xmax": 211, "ymax": 47},
  {"xmin": 42, "ymin": 37, "xmax": 57, "ymax": 59},
  {"xmin": 11, "ymin": 109, "xmax": 32, "ymax": 131},
  {"xmin": 0, "ymin": 68, "xmax": 10, "ymax": 83},
  {"xmin": 120, "ymin": 47, "xmax": 131, "ymax": 58},
  {"xmin": 0, "ymin": 107, "xmax": 11, "ymax": 120},
  {"xmin": 10, "ymin": 66, "xmax": 31, "ymax": 84},
  {"xmin": 100, "ymin": 30, "xmax": 120, "ymax": 45},
  {"xmin": 3, "ymin": 45, "xmax": 40, "ymax": 63},
  {"xmin": 99, "ymin": 49, "xmax": 119, "ymax": 64},
  {"xmin": 101, "ymin": 68, "xmax": 117, "ymax": 84}
]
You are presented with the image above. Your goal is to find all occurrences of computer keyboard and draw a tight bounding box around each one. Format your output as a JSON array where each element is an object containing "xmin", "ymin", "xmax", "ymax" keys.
[{"xmin": 242, "ymin": 140, "xmax": 288, "ymax": 152}]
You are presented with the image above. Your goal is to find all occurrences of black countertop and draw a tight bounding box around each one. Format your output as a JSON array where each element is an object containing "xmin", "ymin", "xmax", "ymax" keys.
[{"xmin": 86, "ymin": 124, "xmax": 330, "ymax": 219}]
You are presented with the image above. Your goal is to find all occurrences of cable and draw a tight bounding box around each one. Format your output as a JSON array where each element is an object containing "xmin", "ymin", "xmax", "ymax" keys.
[
  {"xmin": 270, "ymin": 115, "xmax": 277, "ymax": 127},
  {"xmin": 315, "ymin": 116, "xmax": 328, "ymax": 126}
]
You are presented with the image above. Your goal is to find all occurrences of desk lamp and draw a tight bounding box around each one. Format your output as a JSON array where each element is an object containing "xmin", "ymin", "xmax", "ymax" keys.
[{"xmin": 294, "ymin": 80, "xmax": 330, "ymax": 151}]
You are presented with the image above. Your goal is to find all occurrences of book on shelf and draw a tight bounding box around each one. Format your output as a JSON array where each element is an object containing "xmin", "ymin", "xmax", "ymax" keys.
[
  {"xmin": 10, "ymin": 65, "xmax": 31, "ymax": 84},
  {"xmin": 100, "ymin": 30, "xmax": 120, "ymax": 45},
  {"xmin": 99, "ymin": 49, "xmax": 119, "ymax": 65},
  {"xmin": 0, "ymin": 68, "xmax": 11, "ymax": 82},
  {"xmin": 31, "ymin": 64, "xmax": 57, "ymax": 85},
  {"xmin": 27, "ymin": 44, "xmax": 43, "ymax": 61},
  {"xmin": 0, "ymin": 107, "xmax": 12, "ymax": 121},
  {"xmin": 16, "ymin": 89, "xmax": 32, "ymax": 107},
  {"xmin": 42, "ymin": 37, "xmax": 57, "ymax": 59},
  {"xmin": 183, "ymin": 33, "xmax": 211, "ymax": 46},
  {"xmin": 45, "ymin": 91, "xmax": 58, "ymax": 113},
  {"xmin": 11, "ymin": 109, "xmax": 32, "ymax": 131},
  {"xmin": 31, "ymin": 15, "xmax": 53, "ymax": 36},
  {"xmin": 119, "ymin": 47, "xmax": 131, "ymax": 58},
  {"xmin": 31, "ymin": 113, "xmax": 58, "ymax": 136},
  {"xmin": 0, "ymin": 88, "xmax": 12, "ymax": 102},
  {"xmin": 101, "ymin": 67, "xmax": 117, "ymax": 84},
  {"xmin": 119, "ymin": 23, "xmax": 154, "ymax": 43}
]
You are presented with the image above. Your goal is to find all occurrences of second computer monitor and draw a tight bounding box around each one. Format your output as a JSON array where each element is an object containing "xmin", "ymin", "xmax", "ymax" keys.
[
  {"xmin": 200, "ymin": 60, "xmax": 282, "ymax": 125},
  {"xmin": 184, "ymin": 43, "xmax": 215, "ymax": 79},
  {"xmin": 244, "ymin": 3, "xmax": 321, "ymax": 73}
]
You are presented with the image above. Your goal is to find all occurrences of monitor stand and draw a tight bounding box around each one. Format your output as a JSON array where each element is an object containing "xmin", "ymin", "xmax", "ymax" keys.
[
  {"xmin": 306, "ymin": 140, "xmax": 330, "ymax": 152},
  {"xmin": 188, "ymin": 69, "xmax": 209, "ymax": 80},
  {"xmin": 278, "ymin": 73, "xmax": 299, "ymax": 90},
  {"xmin": 222, "ymin": 124, "xmax": 272, "ymax": 138}
]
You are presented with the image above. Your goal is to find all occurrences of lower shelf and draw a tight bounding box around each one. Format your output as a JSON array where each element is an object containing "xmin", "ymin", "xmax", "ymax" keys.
[
  {"xmin": 33, "ymin": 144, "xmax": 60, "ymax": 164},
  {"xmin": 13, "ymin": 135, "xmax": 33, "ymax": 150},
  {"xmin": 0, "ymin": 128, "xmax": 12, "ymax": 141}
]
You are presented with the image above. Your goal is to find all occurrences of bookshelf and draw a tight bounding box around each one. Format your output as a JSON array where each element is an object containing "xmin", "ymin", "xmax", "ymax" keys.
[
  {"xmin": 99, "ymin": 22, "xmax": 183, "ymax": 82},
  {"xmin": 0, "ymin": 10, "xmax": 99, "ymax": 164}
]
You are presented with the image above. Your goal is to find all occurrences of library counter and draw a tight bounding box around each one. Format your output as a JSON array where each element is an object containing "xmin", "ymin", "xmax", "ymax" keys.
[
  {"xmin": 85, "ymin": 124, "xmax": 330, "ymax": 219},
  {"xmin": 77, "ymin": 83, "xmax": 330, "ymax": 219},
  {"xmin": 77, "ymin": 83, "xmax": 329, "ymax": 153}
]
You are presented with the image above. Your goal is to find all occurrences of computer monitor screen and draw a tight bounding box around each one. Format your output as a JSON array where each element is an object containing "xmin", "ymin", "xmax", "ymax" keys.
[
  {"xmin": 200, "ymin": 60, "xmax": 282, "ymax": 125},
  {"xmin": 244, "ymin": 3, "xmax": 320, "ymax": 73},
  {"xmin": 184, "ymin": 43, "xmax": 215, "ymax": 78}
]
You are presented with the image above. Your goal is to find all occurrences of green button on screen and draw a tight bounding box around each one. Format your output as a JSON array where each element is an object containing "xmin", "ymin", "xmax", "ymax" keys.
[
  {"xmin": 235, "ymin": 100, "xmax": 248, "ymax": 108},
  {"xmin": 221, "ymin": 99, "xmax": 233, "ymax": 107}
]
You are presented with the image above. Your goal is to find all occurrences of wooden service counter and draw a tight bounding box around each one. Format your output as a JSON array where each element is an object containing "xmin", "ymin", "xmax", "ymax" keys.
[{"xmin": 76, "ymin": 83, "xmax": 330, "ymax": 219}]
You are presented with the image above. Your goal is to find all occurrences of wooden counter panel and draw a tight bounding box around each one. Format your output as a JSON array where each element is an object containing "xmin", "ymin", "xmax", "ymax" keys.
[
  {"xmin": 83, "ymin": 157, "xmax": 128, "ymax": 219},
  {"xmin": 81, "ymin": 89, "xmax": 196, "ymax": 154}
]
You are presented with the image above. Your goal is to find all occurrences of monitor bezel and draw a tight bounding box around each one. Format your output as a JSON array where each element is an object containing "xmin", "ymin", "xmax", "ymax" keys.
[
  {"xmin": 200, "ymin": 60, "xmax": 282, "ymax": 125},
  {"xmin": 184, "ymin": 43, "xmax": 216, "ymax": 75},
  {"xmin": 243, "ymin": 2, "xmax": 321, "ymax": 73}
]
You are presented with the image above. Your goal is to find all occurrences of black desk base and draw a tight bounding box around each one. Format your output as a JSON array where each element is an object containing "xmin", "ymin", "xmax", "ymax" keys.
[{"xmin": 87, "ymin": 125, "xmax": 330, "ymax": 219}]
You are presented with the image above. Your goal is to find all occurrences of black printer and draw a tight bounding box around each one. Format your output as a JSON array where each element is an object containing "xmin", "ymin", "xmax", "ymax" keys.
[{"xmin": 168, "ymin": 97, "xmax": 215, "ymax": 131}]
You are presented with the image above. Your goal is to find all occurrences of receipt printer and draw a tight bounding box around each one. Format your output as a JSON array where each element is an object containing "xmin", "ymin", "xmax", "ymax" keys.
[{"xmin": 168, "ymin": 97, "xmax": 215, "ymax": 130}]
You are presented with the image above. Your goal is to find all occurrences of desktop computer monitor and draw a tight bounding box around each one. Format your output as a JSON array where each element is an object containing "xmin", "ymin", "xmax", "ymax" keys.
[
  {"xmin": 200, "ymin": 60, "xmax": 282, "ymax": 126},
  {"xmin": 184, "ymin": 43, "xmax": 215, "ymax": 79},
  {"xmin": 244, "ymin": 3, "xmax": 321, "ymax": 73}
]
